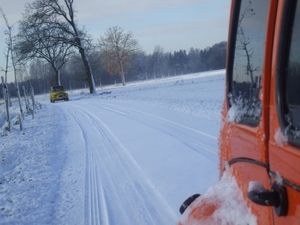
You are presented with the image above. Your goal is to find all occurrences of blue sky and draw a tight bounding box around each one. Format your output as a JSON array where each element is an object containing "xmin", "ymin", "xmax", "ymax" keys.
[
  {"xmin": 0, "ymin": 0, "xmax": 230, "ymax": 81},
  {"xmin": 78, "ymin": 0, "xmax": 230, "ymax": 53}
]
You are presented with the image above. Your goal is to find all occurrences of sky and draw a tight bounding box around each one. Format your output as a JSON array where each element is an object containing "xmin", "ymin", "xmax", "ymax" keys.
[{"xmin": 0, "ymin": 0, "xmax": 230, "ymax": 81}]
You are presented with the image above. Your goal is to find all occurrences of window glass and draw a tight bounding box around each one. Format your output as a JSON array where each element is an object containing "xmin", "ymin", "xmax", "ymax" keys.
[
  {"xmin": 228, "ymin": 0, "xmax": 269, "ymax": 126},
  {"xmin": 285, "ymin": 1, "xmax": 300, "ymax": 139}
]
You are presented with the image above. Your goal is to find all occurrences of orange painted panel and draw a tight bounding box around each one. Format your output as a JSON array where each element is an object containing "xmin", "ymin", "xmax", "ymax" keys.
[
  {"xmin": 269, "ymin": 143, "xmax": 300, "ymax": 186},
  {"xmin": 268, "ymin": 0, "xmax": 300, "ymax": 223}
]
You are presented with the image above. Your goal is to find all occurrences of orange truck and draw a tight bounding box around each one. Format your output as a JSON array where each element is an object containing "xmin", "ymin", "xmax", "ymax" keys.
[{"xmin": 178, "ymin": 0, "xmax": 300, "ymax": 224}]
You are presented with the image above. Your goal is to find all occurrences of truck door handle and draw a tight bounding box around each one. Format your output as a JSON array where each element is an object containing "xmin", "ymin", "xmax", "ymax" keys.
[{"xmin": 247, "ymin": 181, "xmax": 288, "ymax": 217}]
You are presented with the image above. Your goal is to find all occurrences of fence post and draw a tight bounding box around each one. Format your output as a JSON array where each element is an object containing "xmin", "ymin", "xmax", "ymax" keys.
[
  {"xmin": 1, "ymin": 76, "xmax": 10, "ymax": 131},
  {"xmin": 23, "ymin": 86, "xmax": 29, "ymax": 113},
  {"xmin": 18, "ymin": 115, "xmax": 23, "ymax": 131}
]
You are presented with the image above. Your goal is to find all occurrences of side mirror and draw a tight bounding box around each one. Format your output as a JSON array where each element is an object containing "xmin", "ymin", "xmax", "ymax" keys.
[{"xmin": 247, "ymin": 181, "xmax": 288, "ymax": 217}]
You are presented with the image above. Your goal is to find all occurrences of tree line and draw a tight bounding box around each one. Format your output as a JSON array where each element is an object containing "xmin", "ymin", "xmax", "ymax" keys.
[
  {"xmin": 1, "ymin": 41, "xmax": 226, "ymax": 98},
  {"xmin": 2, "ymin": 42, "xmax": 226, "ymax": 98},
  {"xmin": 0, "ymin": 0, "xmax": 226, "ymax": 98}
]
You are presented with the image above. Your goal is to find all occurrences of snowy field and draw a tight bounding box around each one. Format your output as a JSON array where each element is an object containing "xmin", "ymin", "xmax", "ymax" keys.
[{"xmin": 0, "ymin": 70, "xmax": 225, "ymax": 224}]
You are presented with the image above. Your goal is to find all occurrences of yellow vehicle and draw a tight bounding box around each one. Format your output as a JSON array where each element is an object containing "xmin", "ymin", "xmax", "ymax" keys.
[{"xmin": 50, "ymin": 86, "xmax": 69, "ymax": 103}]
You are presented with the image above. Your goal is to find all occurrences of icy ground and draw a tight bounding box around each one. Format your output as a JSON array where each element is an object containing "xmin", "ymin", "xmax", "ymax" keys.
[{"xmin": 1, "ymin": 70, "xmax": 225, "ymax": 224}]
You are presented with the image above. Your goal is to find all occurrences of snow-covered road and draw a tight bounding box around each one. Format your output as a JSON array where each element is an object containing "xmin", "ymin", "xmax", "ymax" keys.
[
  {"xmin": 0, "ymin": 70, "xmax": 224, "ymax": 224},
  {"xmin": 56, "ymin": 101, "xmax": 177, "ymax": 224}
]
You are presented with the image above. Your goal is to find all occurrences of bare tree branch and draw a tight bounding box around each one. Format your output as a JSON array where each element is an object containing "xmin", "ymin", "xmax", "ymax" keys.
[
  {"xmin": 98, "ymin": 26, "xmax": 141, "ymax": 85},
  {"xmin": 17, "ymin": 0, "xmax": 96, "ymax": 93}
]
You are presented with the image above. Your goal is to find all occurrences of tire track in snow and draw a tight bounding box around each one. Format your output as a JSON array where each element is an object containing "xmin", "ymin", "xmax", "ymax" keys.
[
  {"xmin": 82, "ymin": 101, "xmax": 218, "ymax": 164},
  {"xmin": 65, "ymin": 105, "xmax": 176, "ymax": 225},
  {"xmin": 68, "ymin": 109, "xmax": 109, "ymax": 225}
]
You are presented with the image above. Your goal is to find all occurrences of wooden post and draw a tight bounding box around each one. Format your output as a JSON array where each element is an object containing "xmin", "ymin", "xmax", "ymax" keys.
[{"xmin": 1, "ymin": 76, "xmax": 10, "ymax": 131}]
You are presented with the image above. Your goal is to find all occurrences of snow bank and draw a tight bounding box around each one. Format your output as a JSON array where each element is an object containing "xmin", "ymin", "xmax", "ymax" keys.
[{"xmin": 0, "ymin": 104, "xmax": 67, "ymax": 224}]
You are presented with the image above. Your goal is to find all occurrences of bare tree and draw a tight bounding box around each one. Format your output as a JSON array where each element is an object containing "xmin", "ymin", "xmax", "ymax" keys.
[
  {"xmin": 0, "ymin": 7, "xmax": 24, "ymax": 121},
  {"xmin": 29, "ymin": 59, "xmax": 52, "ymax": 94},
  {"xmin": 99, "ymin": 26, "xmax": 141, "ymax": 85},
  {"xmin": 16, "ymin": 17, "xmax": 73, "ymax": 86},
  {"xmin": 0, "ymin": 33, "xmax": 13, "ymax": 107},
  {"xmin": 151, "ymin": 46, "xmax": 170, "ymax": 78},
  {"xmin": 1, "ymin": 39, "xmax": 10, "ymax": 84},
  {"xmin": 236, "ymin": 0, "xmax": 260, "ymax": 86},
  {"xmin": 23, "ymin": 0, "xmax": 97, "ymax": 93}
]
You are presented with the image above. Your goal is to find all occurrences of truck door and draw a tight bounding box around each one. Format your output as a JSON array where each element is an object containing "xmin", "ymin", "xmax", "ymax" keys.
[
  {"xmin": 179, "ymin": 0, "xmax": 300, "ymax": 224},
  {"xmin": 268, "ymin": 0, "xmax": 300, "ymax": 223},
  {"xmin": 227, "ymin": 0, "xmax": 300, "ymax": 223},
  {"xmin": 221, "ymin": 0, "xmax": 277, "ymax": 223}
]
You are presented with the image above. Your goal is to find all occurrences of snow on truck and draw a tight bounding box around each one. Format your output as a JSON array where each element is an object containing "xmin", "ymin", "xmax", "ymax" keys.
[{"xmin": 178, "ymin": 0, "xmax": 300, "ymax": 224}]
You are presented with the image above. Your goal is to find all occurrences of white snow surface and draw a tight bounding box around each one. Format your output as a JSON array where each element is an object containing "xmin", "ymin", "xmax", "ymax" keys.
[
  {"xmin": 248, "ymin": 181, "xmax": 266, "ymax": 192},
  {"xmin": 0, "ymin": 69, "xmax": 256, "ymax": 224},
  {"xmin": 179, "ymin": 167, "xmax": 257, "ymax": 225}
]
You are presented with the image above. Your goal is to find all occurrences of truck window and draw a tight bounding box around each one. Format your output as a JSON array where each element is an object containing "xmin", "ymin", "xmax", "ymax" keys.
[
  {"xmin": 277, "ymin": 0, "xmax": 300, "ymax": 146},
  {"xmin": 228, "ymin": 0, "xmax": 269, "ymax": 126}
]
